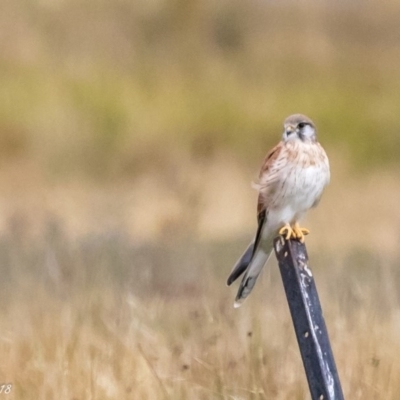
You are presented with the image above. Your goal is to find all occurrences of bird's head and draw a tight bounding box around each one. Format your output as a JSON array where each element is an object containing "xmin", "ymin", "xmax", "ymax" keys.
[{"xmin": 283, "ymin": 114, "xmax": 316, "ymax": 142}]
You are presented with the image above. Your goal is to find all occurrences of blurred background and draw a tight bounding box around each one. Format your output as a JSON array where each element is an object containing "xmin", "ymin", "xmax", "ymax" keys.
[{"xmin": 2, "ymin": 0, "xmax": 400, "ymax": 398}]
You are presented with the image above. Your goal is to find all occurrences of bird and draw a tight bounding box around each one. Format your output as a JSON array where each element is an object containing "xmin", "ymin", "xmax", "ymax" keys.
[{"xmin": 227, "ymin": 114, "xmax": 330, "ymax": 308}]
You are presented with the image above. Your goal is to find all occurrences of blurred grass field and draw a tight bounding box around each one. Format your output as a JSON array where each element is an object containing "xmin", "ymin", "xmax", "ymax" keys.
[
  {"xmin": 3, "ymin": 230, "xmax": 400, "ymax": 399},
  {"xmin": 1, "ymin": 0, "xmax": 400, "ymax": 398}
]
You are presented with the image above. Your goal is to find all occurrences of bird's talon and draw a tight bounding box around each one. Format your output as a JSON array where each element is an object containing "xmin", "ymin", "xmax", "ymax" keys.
[
  {"xmin": 279, "ymin": 224, "xmax": 296, "ymax": 240},
  {"xmin": 279, "ymin": 224, "xmax": 310, "ymax": 242},
  {"xmin": 293, "ymin": 223, "xmax": 310, "ymax": 243}
]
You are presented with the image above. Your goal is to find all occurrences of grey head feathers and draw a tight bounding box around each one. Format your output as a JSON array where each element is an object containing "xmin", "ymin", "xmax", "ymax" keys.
[{"xmin": 283, "ymin": 114, "xmax": 317, "ymax": 142}]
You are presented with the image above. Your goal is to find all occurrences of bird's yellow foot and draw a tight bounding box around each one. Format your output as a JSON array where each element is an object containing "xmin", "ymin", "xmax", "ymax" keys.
[
  {"xmin": 279, "ymin": 224, "xmax": 297, "ymax": 241},
  {"xmin": 293, "ymin": 223, "xmax": 310, "ymax": 243}
]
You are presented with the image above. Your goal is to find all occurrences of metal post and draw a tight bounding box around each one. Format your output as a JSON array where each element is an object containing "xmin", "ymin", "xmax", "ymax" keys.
[{"xmin": 273, "ymin": 237, "xmax": 344, "ymax": 400}]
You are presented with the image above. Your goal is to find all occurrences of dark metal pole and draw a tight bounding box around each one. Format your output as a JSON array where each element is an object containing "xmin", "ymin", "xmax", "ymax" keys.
[{"xmin": 273, "ymin": 237, "xmax": 344, "ymax": 400}]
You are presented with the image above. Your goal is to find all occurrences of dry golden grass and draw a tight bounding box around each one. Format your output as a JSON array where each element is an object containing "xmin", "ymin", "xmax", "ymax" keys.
[
  {"xmin": 1, "ymin": 217, "xmax": 399, "ymax": 399},
  {"xmin": 0, "ymin": 156, "xmax": 399, "ymax": 399},
  {"xmin": 1, "ymin": 0, "xmax": 400, "ymax": 398}
]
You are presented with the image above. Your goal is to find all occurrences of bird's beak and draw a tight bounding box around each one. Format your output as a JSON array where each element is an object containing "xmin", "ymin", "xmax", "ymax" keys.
[{"xmin": 285, "ymin": 125, "xmax": 295, "ymax": 135}]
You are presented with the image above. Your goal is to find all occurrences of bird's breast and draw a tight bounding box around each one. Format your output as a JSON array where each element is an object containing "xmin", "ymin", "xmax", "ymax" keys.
[{"xmin": 268, "ymin": 143, "xmax": 329, "ymax": 211}]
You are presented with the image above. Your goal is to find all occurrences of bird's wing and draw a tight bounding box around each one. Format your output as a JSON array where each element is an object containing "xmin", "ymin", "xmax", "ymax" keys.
[
  {"xmin": 226, "ymin": 142, "xmax": 284, "ymax": 289},
  {"xmin": 256, "ymin": 141, "xmax": 286, "ymax": 214}
]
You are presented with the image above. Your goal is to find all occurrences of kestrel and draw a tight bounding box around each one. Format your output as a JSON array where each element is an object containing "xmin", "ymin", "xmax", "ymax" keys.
[{"xmin": 227, "ymin": 114, "xmax": 330, "ymax": 307}]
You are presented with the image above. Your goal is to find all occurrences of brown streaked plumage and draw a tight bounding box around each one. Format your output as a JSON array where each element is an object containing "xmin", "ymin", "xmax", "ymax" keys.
[{"xmin": 227, "ymin": 114, "xmax": 330, "ymax": 307}]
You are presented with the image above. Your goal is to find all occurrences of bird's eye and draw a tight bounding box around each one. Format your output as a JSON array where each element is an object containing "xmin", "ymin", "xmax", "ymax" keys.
[{"xmin": 298, "ymin": 122, "xmax": 307, "ymax": 129}]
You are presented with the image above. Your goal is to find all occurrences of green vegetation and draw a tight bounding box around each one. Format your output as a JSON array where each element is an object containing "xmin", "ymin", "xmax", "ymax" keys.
[{"xmin": 1, "ymin": 0, "xmax": 400, "ymax": 180}]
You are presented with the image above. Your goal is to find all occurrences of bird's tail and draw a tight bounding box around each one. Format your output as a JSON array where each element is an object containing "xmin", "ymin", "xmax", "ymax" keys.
[
  {"xmin": 226, "ymin": 241, "xmax": 255, "ymax": 286},
  {"xmin": 233, "ymin": 238, "xmax": 274, "ymax": 308}
]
